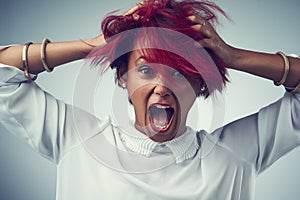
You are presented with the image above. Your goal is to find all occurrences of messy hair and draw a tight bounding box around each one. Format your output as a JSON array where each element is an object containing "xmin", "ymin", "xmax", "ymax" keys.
[{"xmin": 89, "ymin": 0, "xmax": 229, "ymax": 97}]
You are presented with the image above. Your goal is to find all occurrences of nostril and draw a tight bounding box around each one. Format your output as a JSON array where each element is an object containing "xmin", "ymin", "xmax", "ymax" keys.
[
  {"xmin": 158, "ymin": 92, "xmax": 170, "ymax": 97},
  {"xmin": 154, "ymin": 84, "xmax": 172, "ymax": 97}
]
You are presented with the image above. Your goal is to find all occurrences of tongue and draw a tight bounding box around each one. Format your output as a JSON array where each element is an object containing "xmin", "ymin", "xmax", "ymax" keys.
[{"xmin": 153, "ymin": 110, "xmax": 168, "ymax": 127}]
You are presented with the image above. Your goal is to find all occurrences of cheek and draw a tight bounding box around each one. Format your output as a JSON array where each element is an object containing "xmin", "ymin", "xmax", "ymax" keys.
[
  {"xmin": 128, "ymin": 86, "xmax": 153, "ymax": 126},
  {"xmin": 127, "ymin": 80, "xmax": 151, "ymax": 101},
  {"xmin": 126, "ymin": 72, "xmax": 149, "ymax": 96},
  {"xmin": 127, "ymin": 83, "xmax": 154, "ymax": 108},
  {"xmin": 174, "ymin": 86, "xmax": 197, "ymax": 114},
  {"xmin": 173, "ymin": 80, "xmax": 198, "ymax": 99},
  {"xmin": 179, "ymin": 93, "xmax": 196, "ymax": 110}
]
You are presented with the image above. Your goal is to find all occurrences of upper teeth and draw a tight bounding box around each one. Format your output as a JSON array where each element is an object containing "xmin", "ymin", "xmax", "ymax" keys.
[{"xmin": 154, "ymin": 105, "xmax": 170, "ymax": 109}]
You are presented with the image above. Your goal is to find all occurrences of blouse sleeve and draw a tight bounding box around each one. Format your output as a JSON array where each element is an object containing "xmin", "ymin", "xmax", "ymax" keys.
[
  {"xmin": 0, "ymin": 62, "xmax": 107, "ymax": 164},
  {"xmin": 255, "ymin": 91, "xmax": 300, "ymax": 173},
  {"xmin": 215, "ymin": 89, "xmax": 300, "ymax": 174}
]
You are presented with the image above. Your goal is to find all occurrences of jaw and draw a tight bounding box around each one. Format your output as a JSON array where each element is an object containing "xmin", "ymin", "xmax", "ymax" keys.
[
  {"xmin": 130, "ymin": 87, "xmax": 191, "ymax": 142},
  {"xmin": 133, "ymin": 99, "xmax": 192, "ymax": 142},
  {"xmin": 146, "ymin": 101, "xmax": 184, "ymax": 142},
  {"xmin": 148, "ymin": 104, "xmax": 175, "ymax": 133}
]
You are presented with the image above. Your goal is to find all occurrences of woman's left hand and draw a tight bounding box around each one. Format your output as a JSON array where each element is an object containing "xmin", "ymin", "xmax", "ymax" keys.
[
  {"xmin": 188, "ymin": 15, "xmax": 235, "ymax": 67},
  {"xmin": 188, "ymin": 14, "xmax": 300, "ymax": 88}
]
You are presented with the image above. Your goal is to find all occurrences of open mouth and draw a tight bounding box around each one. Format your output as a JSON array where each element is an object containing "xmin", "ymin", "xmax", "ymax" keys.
[{"xmin": 148, "ymin": 104, "xmax": 175, "ymax": 133}]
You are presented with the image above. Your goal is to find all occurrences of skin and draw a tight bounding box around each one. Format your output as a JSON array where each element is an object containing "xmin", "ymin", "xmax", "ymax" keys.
[
  {"xmin": 187, "ymin": 15, "xmax": 300, "ymax": 87},
  {"xmin": 120, "ymin": 50, "xmax": 200, "ymax": 142},
  {"xmin": 0, "ymin": 3, "xmax": 299, "ymax": 141}
]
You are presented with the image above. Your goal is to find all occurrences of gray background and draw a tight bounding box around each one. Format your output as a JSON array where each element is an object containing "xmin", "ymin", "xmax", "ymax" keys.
[{"xmin": 0, "ymin": 0, "xmax": 299, "ymax": 199}]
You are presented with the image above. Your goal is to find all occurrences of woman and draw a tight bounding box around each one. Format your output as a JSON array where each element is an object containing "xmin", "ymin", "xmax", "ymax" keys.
[{"xmin": 0, "ymin": 0, "xmax": 299, "ymax": 199}]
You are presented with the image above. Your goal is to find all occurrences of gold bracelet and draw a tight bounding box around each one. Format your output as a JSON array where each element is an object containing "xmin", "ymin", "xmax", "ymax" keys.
[
  {"xmin": 41, "ymin": 38, "xmax": 53, "ymax": 72},
  {"xmin": 291, "ymin": 82, "xmax": 300, "ymax": 94},
  {"xmin": 22, "ymin": 42, "xmax": 37, "ymax": 81},
  {"xmin": 273, "ymin": 51, "xmax": 290, "ymax": 86}
]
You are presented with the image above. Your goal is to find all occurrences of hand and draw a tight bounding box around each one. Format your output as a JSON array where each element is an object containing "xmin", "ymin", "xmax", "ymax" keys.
[
  {"xmin": 84, "ymin": 1, "xmax": 143, "ymax": 49},
  {"xmin": 123, "ymin": 2, "xmax": 143, "ymax": 17},
  {"xmin": 85, "ymin": 34, "xmax": 106, "ymax": 48},
  {"xmin": 188, "ymin": 14, "xmax": 235, "ymax": 67},
  {"xmin": 83, "ymin": 2, "xmax": 144, "ymax": 54}
]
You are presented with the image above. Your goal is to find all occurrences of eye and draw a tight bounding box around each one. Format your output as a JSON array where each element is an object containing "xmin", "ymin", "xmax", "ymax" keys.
[
  {"xmin": 172, "ymin": 70, "xmax": 185, "ymax": 79},
  {"xmin": 138, "ymin": 65, "xmax": 154, "ymax": 75}
]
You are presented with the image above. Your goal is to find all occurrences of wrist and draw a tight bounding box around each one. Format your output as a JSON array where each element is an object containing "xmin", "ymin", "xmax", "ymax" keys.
[
  {"xmin": 85, "ymin": 35, "xmax": 106, "ymax": 49},
  {"xmin": 224, "ymin": 47, "xmax": 246, "ymax": 69},
  {"xmin": 80, "ymin": 35, "xmax": 106, "ymax": 58},
  {"xmin": 216, "ymin": 44, "xmax": 237, "ymax": 68}
]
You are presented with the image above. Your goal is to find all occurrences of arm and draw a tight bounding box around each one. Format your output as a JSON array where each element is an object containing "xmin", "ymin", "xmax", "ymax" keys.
[
  {"xmin": 0, "ymin": 2, "xmax": 142, "ymax": 75},
  {"xmin": 212, "ymin": 90, "xmax": 300, "ymax": 173},
  {"xmin": 189, "ymin": 15, "xmax": 300, "ymax": 88},
  {"xmin": 189, "ymin": 14, "xmax": 300, "ymax": 172},
  {"xmin": 220, "ymin": 47, "xmax": 299, "ymax": 88},
  {"xmin": 0, "ymin": 40, "xmax": 114, "ymax": 162},
  {"xmin": 0, "ymin": 4, "xmax": 142, "ymax": 162},
  {"xmin": 0, "ymin": 35, "xmax": 106, "ymax": 74}
]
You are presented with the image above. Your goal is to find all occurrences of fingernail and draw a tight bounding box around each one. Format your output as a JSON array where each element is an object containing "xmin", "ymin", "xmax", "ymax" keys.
[
  {"xmin": 194, "ymin": 41, "xmax": 202, "ymax": 48},
  {"xmin": 133, "ymin": 13, "xmax": 140, "ymax": 20}
]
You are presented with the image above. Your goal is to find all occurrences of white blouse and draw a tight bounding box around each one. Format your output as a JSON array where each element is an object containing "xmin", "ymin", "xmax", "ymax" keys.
[{"xmin": 0, "ymin": 49, "xmax": 300, "ymax": 200}]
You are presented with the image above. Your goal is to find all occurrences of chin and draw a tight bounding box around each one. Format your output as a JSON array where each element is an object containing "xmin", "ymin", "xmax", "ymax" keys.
[
  {"xmin": 149, "ymin": 133, "xmax": 176, "ymax": 142},
  {"xmin": 146, "ymin": 123, "xmax": 180, "ymax": 142}
]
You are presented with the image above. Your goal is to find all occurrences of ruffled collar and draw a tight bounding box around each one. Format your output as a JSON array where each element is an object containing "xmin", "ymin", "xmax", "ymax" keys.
[{"xmin": 118, "ymin": 124, "xmax": 200, "ymax": 164}]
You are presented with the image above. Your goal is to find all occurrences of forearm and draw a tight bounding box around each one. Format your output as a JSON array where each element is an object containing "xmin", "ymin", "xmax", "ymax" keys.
[
  {"xmin": 227, "ymin": 47, "xmax": 300, "ymax": 88},
  {"xmin": 0, "ymin": 36, "xmax": 105, "ymax": 74}
]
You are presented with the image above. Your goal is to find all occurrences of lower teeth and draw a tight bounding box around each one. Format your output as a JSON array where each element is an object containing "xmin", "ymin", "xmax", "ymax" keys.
[
  {"xmin": 154, "ymin": 124, "xmax": 167, "ymax": 129},
  {"xmin": 149, "ymin": 105, "xmax": 174, "ymax": 131}
]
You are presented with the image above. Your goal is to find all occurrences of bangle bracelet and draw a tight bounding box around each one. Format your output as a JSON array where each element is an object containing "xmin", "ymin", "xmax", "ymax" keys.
[
  {"xmin": 273, "ymin": 51, "xmax": 290, "ymax": 86},
  {"xmin": 291, "ymin": 82, "xmax": 300, "ymax": 94},
  {"xmin": 22, "ymin": 42, "xmax": 37, "ymax": 81},
  {"xmin": 41, "ymin": 38, "xmax": 53, "ymax": 72}
]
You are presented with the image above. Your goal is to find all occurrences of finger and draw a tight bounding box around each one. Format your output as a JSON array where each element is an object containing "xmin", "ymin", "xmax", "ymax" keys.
[
  {"xmin": 187, "ymin": 15, "xmax": 206, "ymax": 26},
  {"xmin": 190, "ymin": 24, "xmax": 204, "ymax": 31},
  {"xmin": 194, "ymin": 38, "xmax": 210, "ymax": 48},
  {"xmin": 189, "ymin": 15, "xmax": 213, "ymax": 39},
  {"xmin": 190, "ymin": 23, "xmax": 210, "ymax": 38},
  {"xmin": 123, "ymin": 2, "xmax": 143, "ymax": 16}
]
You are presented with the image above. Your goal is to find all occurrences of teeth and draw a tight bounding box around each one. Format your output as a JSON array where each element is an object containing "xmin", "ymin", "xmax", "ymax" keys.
[
  {"xmin": 154, "ymin": 104, "xmax": 170, "ymax": 109},
  {"xmin": 149, "ymin": 104, "xmax": 174, "ymax": 131},
  {"xmin": 154, "ymin": 124, "xmax": 167, "ymax": 129}
]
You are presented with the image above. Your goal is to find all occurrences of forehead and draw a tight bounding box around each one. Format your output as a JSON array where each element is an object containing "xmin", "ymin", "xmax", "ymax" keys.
[
  {"xmin": 127, "ymin": 31, "xmax": 191, "ymax": 70},
  {"xmin": 128, "ymin": 49, "xmax": 181, "ymax": 70},
  {"xmin": 127, "ymin": 50, "xmax": 176, "ymax": 74},
  {"xmin": 128, "ymin": 50, "xmax": 143, "ymax": 64}
]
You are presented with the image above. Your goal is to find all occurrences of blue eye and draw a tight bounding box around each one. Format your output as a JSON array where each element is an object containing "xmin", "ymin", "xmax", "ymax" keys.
[
  {"xmin": 172, "ymin": 70, "xmax": 184, "ymax": 79},
  {"xmin": 138, "ymin": 65, "xmax": 153, "ymax": 75}
]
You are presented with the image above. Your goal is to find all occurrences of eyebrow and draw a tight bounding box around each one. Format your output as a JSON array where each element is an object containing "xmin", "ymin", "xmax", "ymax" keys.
[{"xmin": 135, "ymin": 56, "xmax": 148, "ymax": 65}]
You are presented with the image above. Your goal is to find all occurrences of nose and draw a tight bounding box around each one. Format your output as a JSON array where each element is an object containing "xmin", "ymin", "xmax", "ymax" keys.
[
  {"xmin": 153, "ymin": 84, "xmax": 172, "ymax": 97},
  {"xmin": 152, "ymin": 70, "xmax": 174, "ymax": 97}
]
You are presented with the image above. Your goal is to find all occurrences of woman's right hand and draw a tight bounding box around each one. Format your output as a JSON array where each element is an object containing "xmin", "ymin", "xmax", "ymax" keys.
[
  {"xmin": 84, "ymin": 34, "xmax": 106, "ymax": 50},
  {"xmin": 84, "ymin": 2, "xmax": 143, "ymax": 50}
]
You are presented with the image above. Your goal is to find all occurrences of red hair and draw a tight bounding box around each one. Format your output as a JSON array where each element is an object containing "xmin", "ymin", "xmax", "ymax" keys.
[{"xmin": 88, "ymin": 0, "xmax": 229, "ymax": 97}]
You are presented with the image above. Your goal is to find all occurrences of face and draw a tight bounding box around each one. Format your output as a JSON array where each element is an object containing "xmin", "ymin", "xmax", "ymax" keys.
[{"xmin": 120, "ymin": 50, "xmax": 200, "ymax": 142}]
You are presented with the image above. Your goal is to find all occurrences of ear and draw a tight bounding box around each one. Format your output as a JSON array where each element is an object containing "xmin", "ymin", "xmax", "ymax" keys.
[
  {"xmin": 118, "ymin": 77, "xmax": 127, "ymax": 88},
  {"xmin": 117, "ymin": 68, "xmax": 128, "ymax": 88}
]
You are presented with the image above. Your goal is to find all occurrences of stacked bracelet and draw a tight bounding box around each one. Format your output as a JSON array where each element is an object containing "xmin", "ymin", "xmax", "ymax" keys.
[
  {"xmin": 291, "ymin": 82, "xmax": 300, "ymax": 94},
  {"xmin": 41, "ymin": 38, "xmax": 53, "ymax": 72},
  {"xmin": 273, "ymin": 51, "xmax": 290, "ymax": 86},
  {"xmin": 22, "ymin": 42, "xmax": 37, "ymax": 81}
]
